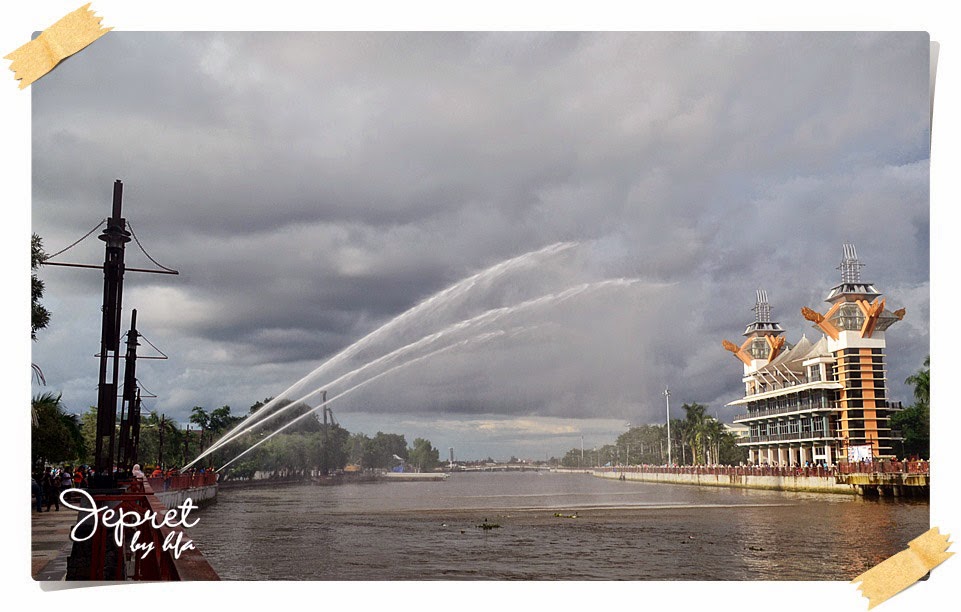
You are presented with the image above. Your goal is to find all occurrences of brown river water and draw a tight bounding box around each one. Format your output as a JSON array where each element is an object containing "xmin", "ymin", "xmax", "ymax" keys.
[{"xmin": 188, "ymin": 471, "xmax": 928, "ymax": 580}]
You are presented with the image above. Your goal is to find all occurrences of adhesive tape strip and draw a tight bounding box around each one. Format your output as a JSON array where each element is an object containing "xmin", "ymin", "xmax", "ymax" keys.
[
  {"xmin": 851, "ymin": 527, "xmax": 953, "ymax": 609},
  {"xmin": 4, "ymin": 3, "xmax": 111, "ymax": 90}
]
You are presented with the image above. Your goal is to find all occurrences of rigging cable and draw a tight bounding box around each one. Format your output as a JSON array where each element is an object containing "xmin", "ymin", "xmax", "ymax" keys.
[
  {"xmin": 44, "ymin": 218, "xmax": 106, "ymax": 260},
  {"xmin": 126, "ymin": 220, "xmax": 179, "ymax": 274},
  {"xmin": 138, "ymin": 334, "xmax": 169, "ymax": 359}
]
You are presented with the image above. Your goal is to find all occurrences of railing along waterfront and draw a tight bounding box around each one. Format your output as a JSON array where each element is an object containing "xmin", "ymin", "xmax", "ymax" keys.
[
  {"xmin": 147, "ymin": 471, "xmax": 218, "ymax": 492},
  {"xmin": 594, "ymin": 461, "xmax": 929, "ymax": 479},
  {"xmin": 79, "ymin": 477, "xmax": 220, "ymax": 581}
]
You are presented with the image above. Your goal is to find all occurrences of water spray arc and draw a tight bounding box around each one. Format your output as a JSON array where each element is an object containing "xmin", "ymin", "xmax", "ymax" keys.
[
  {"xmin": 217, "ymin": 328, "xmax": 529, "ymax": 471},
  {"xmin": 185, "ymin": 277, "xmax": 639, "ymax": 469},
  {"xmin": 189, "ymin": 241, "xmax": 578, "ymax": 465}
]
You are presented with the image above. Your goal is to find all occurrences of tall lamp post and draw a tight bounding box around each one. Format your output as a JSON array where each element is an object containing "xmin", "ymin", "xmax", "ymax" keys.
[
  {"xmin": 665, "ymin": 387, "xmax": 672, "ymax": 466},
  {"xmin": 93, "ymin": 181, "xmax": 131, "ymax": 483},
  {"xmin": 44, "ymin": 179, "xmax": 178, "ymax": 485}
]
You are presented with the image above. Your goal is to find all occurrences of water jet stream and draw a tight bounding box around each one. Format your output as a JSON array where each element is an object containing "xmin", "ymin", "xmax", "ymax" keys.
[
  {"xmin": 189, "ymin": 241, "xmax": 578, "ymax": 463},
  {"xmin": 188, "ymin": 277, "xmax": 638, "ymax": 468},
  {"xmin": 217, "ymin": 327, "xmax": 535, "ymax": 471}
]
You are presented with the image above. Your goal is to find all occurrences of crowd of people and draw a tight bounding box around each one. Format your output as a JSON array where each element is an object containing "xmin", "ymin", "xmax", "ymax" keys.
[
  {"xmin": 30, "ymin": 465, "xmax": 89, "ymax": 512},
  {"xmin": 30, "ymin": 463, "xmax": 216, "ymax": 512}
]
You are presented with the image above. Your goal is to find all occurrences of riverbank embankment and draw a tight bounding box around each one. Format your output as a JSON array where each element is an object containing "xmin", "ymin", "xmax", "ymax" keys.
[
  {"xmin": 556, "ymin": 463, "xmax": 930, "ymax": 497},
  {"xmin": 589, "ymin": 467, "xmax": 855, "ymax": 494}
]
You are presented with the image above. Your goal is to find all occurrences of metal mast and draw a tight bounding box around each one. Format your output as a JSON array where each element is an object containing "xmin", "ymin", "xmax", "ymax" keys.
[
  {"xmin": 117, "ymin": 309, "xmax": 140, "ymax": 471},
  {"xmin": 838, "ymin": 243, "xmax": 865, "ymax": 284},
  {"xmin": 321, "ymin": 390, "xmax": 329, "ymax": 476},
  {"xmin": 664, "ymin": 387, "xmax": 672, "ymax": 466},
  {"xmin": 93, "ymin": 180, "xmax": 131, "ymax": 482}
]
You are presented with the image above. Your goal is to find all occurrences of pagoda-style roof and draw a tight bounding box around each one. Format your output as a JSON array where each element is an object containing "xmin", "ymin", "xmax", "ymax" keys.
[
  {"xmin": 825, "ymin": 281, "xmax": 882, "ymax": 303},
  {"xmin": 743, "ymin": 320, "xmax": 785, "ymax": 336}
]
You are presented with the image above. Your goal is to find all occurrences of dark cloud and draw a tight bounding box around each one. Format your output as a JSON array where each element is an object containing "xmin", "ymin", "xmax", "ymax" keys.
[{"xmin": 31, "ymin": 32, "xmax": 930, "ymax": 457}]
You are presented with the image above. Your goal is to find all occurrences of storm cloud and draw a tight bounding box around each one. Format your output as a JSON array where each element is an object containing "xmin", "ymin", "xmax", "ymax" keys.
[{"xmin": 30, "ymin": 32, "xmax": 930, "ymax": 459}]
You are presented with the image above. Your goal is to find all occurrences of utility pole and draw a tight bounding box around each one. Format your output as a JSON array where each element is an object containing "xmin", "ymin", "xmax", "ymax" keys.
[{"xmin": 665, "ymin": 387, "xmax": 672, "ymax": 466}]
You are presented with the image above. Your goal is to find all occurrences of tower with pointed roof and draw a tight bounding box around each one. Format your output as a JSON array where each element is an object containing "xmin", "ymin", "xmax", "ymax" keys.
[
  {"xmin": 801, "ymin": 243, "xmax": 905, "ymax": 460},
  {"xmin": 724, "ymin": 244, "xmax": 905, "ymax": 466}
]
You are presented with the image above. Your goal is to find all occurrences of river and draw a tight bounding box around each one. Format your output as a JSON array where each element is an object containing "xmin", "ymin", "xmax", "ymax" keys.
[{"xmin": 189, "ymin": 471, "xmax": 928, "ymax": 580}]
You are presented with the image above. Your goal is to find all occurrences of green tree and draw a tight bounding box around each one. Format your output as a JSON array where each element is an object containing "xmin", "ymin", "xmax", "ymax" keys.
[
  {"xmin": 702, "ymin": 418, "xmax": 725, "ymax": 465},
  {"xmin": 682, "ymin": 402, "xmax": 709, "ymax": 465},
  {"xmin": 346, "ymin": 432, "xmax": 369, "ymax": 466},
  {"xmin": 189, "ymin": 406, "xmax": 210, "ymax": 452},
  {"xmin": 407, "ymin": 438, "xmax": 440, "ymax": 471},
  {"xmin": 257, "ymin": 399, "xmax": 323, "ymax": 434},
  {"xmin": 79, "ymin": 408, "xmax": 98, "ymax": 464},
  {"xmin": 31, "ymin": 234, "xmax": 51, "ymax": 340},
  {"xmin": 362, "ymin": 432, "xmax": 408, "ymax": 469},
  {"xmin": 890, "ymin": 356, "xmax": 930, "ymax": 459},
  {"xmin": 249, "ymin": 398, "xmax": 272, "ymax": 414},
  {"xmin": 905, "ymin": 355, "xmax": 930, "ymax": 406},
  {"xmin": 32, "ymin": 393, "xmax": 85, "ymax": 466},
  {"xmin": 135, "ymin": 412, "xmax": 182, "ymax": 469},
  {"xmin": 616, "ymin": 424, "xmax": 669, "ymax": 465},
  {"xmin": 717, "ymin": 429, "xmax": 749, "ymax": 465}
]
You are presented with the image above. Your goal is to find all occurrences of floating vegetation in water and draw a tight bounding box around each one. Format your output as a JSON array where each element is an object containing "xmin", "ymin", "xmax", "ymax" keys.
[{"xmin": 477, "ymin": 518, "xmax": 500, "ymax": 530}]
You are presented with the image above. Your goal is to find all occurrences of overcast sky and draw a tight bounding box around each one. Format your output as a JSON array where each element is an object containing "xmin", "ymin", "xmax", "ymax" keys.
[{"xmin": 29, "ymin": 31, "xmax": 930, "ymax": 460}]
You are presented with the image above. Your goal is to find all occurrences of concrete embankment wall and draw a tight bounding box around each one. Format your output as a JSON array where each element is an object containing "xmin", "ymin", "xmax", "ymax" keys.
[
  {"xmin": 592, "ymin": 469, "xmax": 857, "ymax": 495},
  {"xmin": 154, "ymin": 484, "xmax": 218, "ymax": 508}
]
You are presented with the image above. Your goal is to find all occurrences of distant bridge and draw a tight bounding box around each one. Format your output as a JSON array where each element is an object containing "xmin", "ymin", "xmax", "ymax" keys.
[{"xmin": 457, "ymin": 464, "xmax": 550, "ymax": 472}]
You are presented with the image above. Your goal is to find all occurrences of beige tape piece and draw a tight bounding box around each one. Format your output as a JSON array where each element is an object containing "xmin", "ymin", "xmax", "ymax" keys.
[
  {"xmin": 4, "ymin": 3, "xmax": 111, "ymax": 90},
  {"xmin": 852, "ymin": 527, "xmax": 953, "ymax": 609}
]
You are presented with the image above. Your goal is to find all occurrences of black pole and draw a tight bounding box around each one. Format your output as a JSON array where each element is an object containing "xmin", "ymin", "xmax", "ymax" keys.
[
  {"xmin": 117, "ymin": 309, "xmax": 140, "ymax": 471},
  {"xmin": 93, "ymin": 180, "xmax": 131, "ymax": 484},
  {"xmin": 321, "ymin": 390, "xmax": 329, "ymax": 476},
  {"xmin": 158, "ymin": 414, "xmax": 165, "ymax": 469},
  {"xmin": 130, "ymin": 388, "xmax": 143, "ymax": 467}
]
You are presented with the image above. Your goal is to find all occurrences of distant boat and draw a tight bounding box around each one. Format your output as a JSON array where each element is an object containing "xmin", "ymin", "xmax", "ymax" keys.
[{"xmin": 379, "ymin": 472, "xmax": 450, "ymax": 482}]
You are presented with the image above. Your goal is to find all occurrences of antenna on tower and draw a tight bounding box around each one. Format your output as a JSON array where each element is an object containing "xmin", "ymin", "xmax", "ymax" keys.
[
  {"xmin": 752, "ymin": 288, "xmax": 772, "ymax": 323},
  {"xmin": 838, "ymin": 243, "xmax": 865, "ymax": 283}
]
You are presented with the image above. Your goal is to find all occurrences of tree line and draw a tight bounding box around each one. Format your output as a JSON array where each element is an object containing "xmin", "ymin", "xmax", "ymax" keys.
[
  {"xmin": 559, "ymin": 402, "xmax": 748, "ymax": 468},
  {"xmin": 31, "ymin": 395, "xmax": 443, "ymax": 480}
]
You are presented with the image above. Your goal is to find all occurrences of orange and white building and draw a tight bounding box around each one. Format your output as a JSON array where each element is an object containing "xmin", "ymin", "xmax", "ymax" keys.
[{"xmin": 724, "ymin": 245, "xmax": 905, "ymax": 466}]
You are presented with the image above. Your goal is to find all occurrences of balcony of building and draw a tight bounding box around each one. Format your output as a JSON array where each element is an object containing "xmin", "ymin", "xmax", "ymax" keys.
[{"xmin": 740, "ymin": 430, "xmax": 840, "ymax": 445}]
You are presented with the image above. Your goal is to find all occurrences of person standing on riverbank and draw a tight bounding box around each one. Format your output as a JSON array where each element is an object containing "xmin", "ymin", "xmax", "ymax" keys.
[
  {"xmin": 41, "ymin": 468, "xmax": 60, "ymax": 511},
  {"xmin": 31, "ymin": 475, "xmax": 42, "ymax": 512}
]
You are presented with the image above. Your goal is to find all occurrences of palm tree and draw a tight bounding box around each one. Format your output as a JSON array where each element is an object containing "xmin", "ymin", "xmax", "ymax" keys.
[
  {"xmin": 905, "ymin": 356, "xmax": 930, "ymax": 407},
  {"xmin": 32, "ymin": 392, "xmax": 85, "ymax": 466},
  {"xmin": 683, "ymin": 403, "xmax": 709, "ymax": 465},
  {"xmin": 703, "ymin": 418, "xmax": 726, "ymax": 465},
  {"xmin": 190, "ymin": 406, "xmax": 210, "ymax": 452}
]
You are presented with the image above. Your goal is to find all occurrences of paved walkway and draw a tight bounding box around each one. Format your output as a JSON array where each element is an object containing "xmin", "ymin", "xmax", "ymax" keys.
[{"xmin": 31, "ymin": 505, "xmax": 78, "ymax": 581}]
